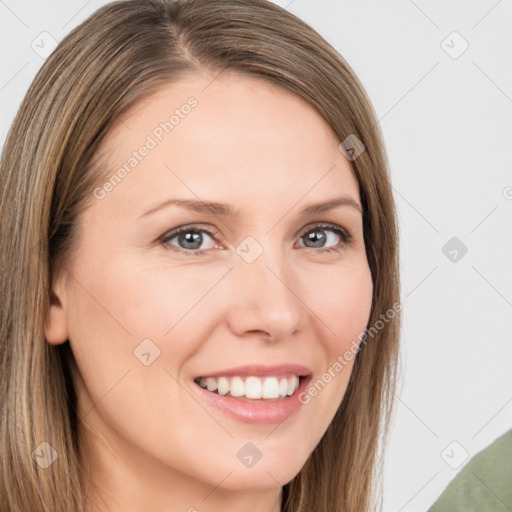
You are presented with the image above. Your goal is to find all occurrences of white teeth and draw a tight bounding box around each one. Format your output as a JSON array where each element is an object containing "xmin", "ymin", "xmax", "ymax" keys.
[
  {"xmin": 262, "ymin": 377, "xmax": 280, "ymax": 399},
  {"xmin": 279, "ymin": 378, "xmax": 288, "ymax": 396},
  {"xmin": 245, "ymin": 377, "xmax": 262, "ymax": 399},
  {"xmin": 196, "ymin": 374, "xmax": 302, "ymax": 400},
  {"xmin": 287, "ymin": 376, "xmax": 298, "ymax": 396},
  {"xmin": 230, "ymin": 376, "xmax": 245, "ymax": 397},
  {"xmin": 206, "ymin": 377, "xmax": 217, "ymax": 392},
  {"xmin": 217, "ymin": 377, "xmax": 230, "ymax": 395}
]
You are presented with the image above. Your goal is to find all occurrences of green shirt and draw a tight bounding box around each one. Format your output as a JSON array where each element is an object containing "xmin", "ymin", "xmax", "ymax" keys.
[{"xmin": 428, "ymin": 428, "xmax": 512, "ymax": 511}]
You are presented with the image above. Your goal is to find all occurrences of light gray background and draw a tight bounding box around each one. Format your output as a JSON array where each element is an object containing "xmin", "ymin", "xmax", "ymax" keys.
[{"xmin": 1, "ymin": 1, "xmax": 511, "ymax": 510}]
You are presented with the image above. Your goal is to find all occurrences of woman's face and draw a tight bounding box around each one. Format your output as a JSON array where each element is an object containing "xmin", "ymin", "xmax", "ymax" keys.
[{"xmin": 45, "ymin": 72, "xmax": 373, "ymax": 507}]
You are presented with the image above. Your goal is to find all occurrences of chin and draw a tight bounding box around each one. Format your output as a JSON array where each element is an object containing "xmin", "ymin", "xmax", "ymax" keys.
[{"xmin": 218, "ymin": 467, "xmax": 299, "ymax": 491}]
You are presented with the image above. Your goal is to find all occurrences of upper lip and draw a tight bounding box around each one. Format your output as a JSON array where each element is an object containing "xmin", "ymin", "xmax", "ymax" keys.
[{"xmin": 196, "ymin": 364, "xmax": 312, "ymax": 379}]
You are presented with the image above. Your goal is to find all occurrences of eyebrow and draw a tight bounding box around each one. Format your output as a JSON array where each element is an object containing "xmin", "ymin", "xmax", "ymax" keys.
[{"xmin": 138, "ymin": 195, "xmax": 362, "ymax": 219}]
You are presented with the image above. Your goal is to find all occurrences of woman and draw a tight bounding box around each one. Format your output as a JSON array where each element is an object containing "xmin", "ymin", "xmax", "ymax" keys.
[{"xmin": 0, "ymin": 1, "xmax": 400, "ymax": 511}]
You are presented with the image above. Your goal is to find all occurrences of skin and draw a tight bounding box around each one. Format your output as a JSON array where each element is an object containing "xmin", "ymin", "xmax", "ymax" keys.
[{"xmin": 45, "ymin": 71, "xmax": 373, "ymax": 512}]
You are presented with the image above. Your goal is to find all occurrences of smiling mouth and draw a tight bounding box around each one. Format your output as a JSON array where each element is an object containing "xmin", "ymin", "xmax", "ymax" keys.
[{"xmin": 193, "ymin": 374, "xmax": 305, "ymax": 401}]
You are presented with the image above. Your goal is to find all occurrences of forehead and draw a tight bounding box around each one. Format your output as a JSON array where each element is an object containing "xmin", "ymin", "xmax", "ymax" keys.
[{"xmin": 92, "ymin": 72, "xmax": 359, "ymax": 211}]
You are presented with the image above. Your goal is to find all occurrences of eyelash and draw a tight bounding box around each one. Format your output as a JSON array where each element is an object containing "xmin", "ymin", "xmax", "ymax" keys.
[{"xmin": 160, "ymin": 222, "xmax": 353, "ymax": 257}]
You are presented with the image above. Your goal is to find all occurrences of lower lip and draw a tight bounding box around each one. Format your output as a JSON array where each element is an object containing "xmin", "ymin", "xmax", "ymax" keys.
[{"xmin": 192, "ymin": 376, "xmax": 312, "ymax": 425}]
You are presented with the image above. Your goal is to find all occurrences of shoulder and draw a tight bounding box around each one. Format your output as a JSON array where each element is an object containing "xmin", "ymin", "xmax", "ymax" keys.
[{"xmin": 428, "ymin": 428, "xmax": 512, "ymax": 511}]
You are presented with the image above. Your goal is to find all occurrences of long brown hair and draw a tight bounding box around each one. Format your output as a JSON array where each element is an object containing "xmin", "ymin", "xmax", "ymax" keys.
[{"xmin": 0, "ymin": 1, "xmax": 400, "ymax": 510}]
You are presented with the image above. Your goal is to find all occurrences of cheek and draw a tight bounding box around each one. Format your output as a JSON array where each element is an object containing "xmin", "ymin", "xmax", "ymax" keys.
[
  {"xmin": 313, "ymin": 262, "xmax": 374, "ymax": 348},
  {"xmin": 64, "ymin": 260, "xmax": 228, "ymax": 472},
  {"xmin": 70, "ymin": 254, "xmax": 228, "ymax": 342},
  {"xmin": 63, "ymin": 266, "xmax": 206, "ymax": 411},
  {"xmin": 297, "ymin": 263, "xmax": 373, "ymax": 427}
]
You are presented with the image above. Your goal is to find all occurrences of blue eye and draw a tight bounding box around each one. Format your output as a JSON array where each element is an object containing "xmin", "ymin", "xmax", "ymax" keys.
[
  {"xmin": 161, "ymin": 226, "xmax": 219, "ymax": 255},
  {"xmin": 161, "ymin": 222, "xmax": 352, "ymax": 256},
  {"xmin": 297, "ymin": 223, "xmax": 352, "ymax": 253}
]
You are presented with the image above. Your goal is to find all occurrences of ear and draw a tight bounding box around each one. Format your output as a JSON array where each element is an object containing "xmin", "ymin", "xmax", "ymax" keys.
[{"xmin": 44, "ymin": 269, "xmax": 70, "ymax": 345}]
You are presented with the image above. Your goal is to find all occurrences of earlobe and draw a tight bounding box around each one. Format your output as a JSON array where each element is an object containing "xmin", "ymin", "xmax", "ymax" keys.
[{"xmin": 44, "ymin": 274, "xmax": 70, "ymax": 345}]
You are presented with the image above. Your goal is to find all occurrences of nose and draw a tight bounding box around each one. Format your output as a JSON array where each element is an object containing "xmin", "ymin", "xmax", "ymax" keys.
[{"xmin": 225, "ymin": 243, "xmax": 303, "ymax": 342}]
